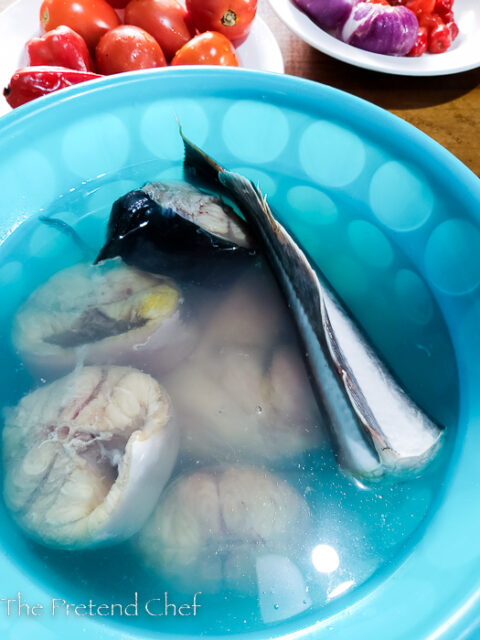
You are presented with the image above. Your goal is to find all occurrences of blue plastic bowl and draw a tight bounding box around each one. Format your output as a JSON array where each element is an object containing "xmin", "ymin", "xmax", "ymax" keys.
[{"xmin": 0, "ymin": 68, "xmax": 479, "ymax": 640}]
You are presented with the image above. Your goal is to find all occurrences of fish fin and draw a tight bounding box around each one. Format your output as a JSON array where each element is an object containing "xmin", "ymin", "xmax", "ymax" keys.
[
  {"xmin": 39, "ymin": 216, "xmax": 94, "ymax": 261},
  {"xmin": 182, "ymin": 134, "xmax": 444, "ymax": 478},
  {"xmin": 182, "ymin": 131, "xmax": 322, "ymax": 321},
  {"xmin": 181, "ymin": 127, "xmax": 226, "ymax": 190}
]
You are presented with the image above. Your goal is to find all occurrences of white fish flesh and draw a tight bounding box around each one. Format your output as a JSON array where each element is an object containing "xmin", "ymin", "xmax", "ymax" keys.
[
  {"xmin": 136, "ymin": 466, "xmax": 310, "ymax": 593},
  {"xmin": 164, "ymin": 265, "xmax": 324, "ymax": 465},
  {"xmin": 165, "ymin": 342, "xmax": 324, "ymax": 465},
  {"xmin": 13, "ymin": 260, "xmax": 196, "ymax": 380},
  {"xmin": 181, "ymin": 133, "xmax": 444, "ymax": 480},
  {"xmin": 199, "ymin": 266, "xmax": 292, "ymax": 350},
  {"xmin": 3, "ymin": 365, "xmax": 179, "ymax": 549}
]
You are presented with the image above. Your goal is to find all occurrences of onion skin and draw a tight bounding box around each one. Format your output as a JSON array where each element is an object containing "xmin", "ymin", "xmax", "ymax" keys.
[
  {"xmin": 292, "ymin": 0, "xmax": 359, "ymax": 35},
  {"xmin": 292, "ymin": 0, "xmax": 419, "ymax": 56},
  {"xmin": 342, "ymin": 3, "xmax": 419, "ymax": 56}
]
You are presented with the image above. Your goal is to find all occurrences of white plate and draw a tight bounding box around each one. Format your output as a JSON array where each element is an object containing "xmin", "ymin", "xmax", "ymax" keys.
[
  {"xmin": 0, "ymin": 0, "xmax": 284, "ymax": 117},
  {"xmin": 268, "ymin": 0, "xmax": 480, "ymax": 76}
]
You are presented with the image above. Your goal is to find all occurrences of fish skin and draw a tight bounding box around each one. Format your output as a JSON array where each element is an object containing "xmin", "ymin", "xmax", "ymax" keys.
[
  {"xmin": 181, "ymin": 130, "xmax": 444, "ymax": 480},
  {"xmin": 95, "ymin": 183, "xmax": 252, "ymax": 277}
]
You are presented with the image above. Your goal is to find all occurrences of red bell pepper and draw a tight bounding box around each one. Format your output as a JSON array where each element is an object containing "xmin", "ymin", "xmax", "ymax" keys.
[
  {"xmin": 3, "ymin": 66, "xmax": 102, "ymax": 109},
  {"xmin": 447, "ymin": 19, "xmax": 459, "ymax": 40},
  {"xmin": 26, "ymin": 26, "xmax": 95, "ymax": 72}
]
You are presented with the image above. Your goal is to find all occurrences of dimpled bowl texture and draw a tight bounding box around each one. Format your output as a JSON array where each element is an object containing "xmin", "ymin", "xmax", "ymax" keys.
[{"xmin": 0, "ymin": 68, "xmax": 479, "ymax": 640}]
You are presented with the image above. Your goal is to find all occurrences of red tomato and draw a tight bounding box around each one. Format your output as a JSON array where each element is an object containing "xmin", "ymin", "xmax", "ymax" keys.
[
  {"xmin": 106, "ymin": 0, "xmax": 130, "ymax": 7},
  {"xmin": 40, "ymin": 0, "xmax": 120, "ymax": 51},
  {"xmin": 124, "ymin": 0, "xmax": 192, "ymax": 61},
  {"xmin": 95, "ymin": 25, "xmax": 166, "ymax": 74},
  {"xmin": 171, "ymin": 31, "xmax": 239, "ymax": 67},
  {"xmin": 186, "ymin": 0, "xmax": 257, "ymax": 43}
]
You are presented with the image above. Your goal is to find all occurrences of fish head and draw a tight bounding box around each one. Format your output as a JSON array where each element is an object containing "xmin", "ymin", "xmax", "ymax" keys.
[{"xmin": 95, "ymin": 190, "xmax": 158, "ymax": 264}]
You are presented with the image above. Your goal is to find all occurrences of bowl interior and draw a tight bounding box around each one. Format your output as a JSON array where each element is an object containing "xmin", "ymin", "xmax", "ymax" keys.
[
  {"xmin": 269, "ymin": 0, "xmax": 480, "ymax": 76},
  {"xmin": 0, "ymin": 69, "xmax": 479, "ymax": 640}
]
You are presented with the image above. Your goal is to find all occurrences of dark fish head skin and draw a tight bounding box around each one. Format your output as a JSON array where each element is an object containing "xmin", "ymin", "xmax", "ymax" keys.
[
  {"xmin": 95, "ymin": 190, "xmax": 157, "ymax": 264},
  {"xmin": 96, "ymin": 188, "xmax": 254, "ymax": 283}
]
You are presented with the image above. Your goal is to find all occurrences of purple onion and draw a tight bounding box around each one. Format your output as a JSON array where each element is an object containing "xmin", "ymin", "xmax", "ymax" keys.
[
  {"xmin": 292, "ymin": 0, "xmax": 360, "ymax": 35},
  {"xmin": 342, "ymin": 3, "xmax": 419, "ymax": 56},
  {"xmin": 292, "ymin": 0, "xmax": 419, "ymax": 57}
]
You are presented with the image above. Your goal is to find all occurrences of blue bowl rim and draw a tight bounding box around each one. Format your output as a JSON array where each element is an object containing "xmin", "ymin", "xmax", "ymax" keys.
[{"xmin": 0, "ymin": 66, "xmax": 479, "ymax": 640}]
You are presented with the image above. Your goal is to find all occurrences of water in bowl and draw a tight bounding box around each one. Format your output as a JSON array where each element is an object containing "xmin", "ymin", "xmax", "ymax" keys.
[{"xmin": 0, "ymin": 163, "xmax": 458, "ymax": 636}]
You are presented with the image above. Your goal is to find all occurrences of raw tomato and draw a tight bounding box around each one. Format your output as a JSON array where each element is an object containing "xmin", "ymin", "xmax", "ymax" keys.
[
  {"xmin": 185, "ymin": 0, "xmax": 257, "ymax": 43},
  {"xmin": 40, "ymin": 0, "xmax": 120, "ymax": 51},
  {"xmin": 124, "ymin": 0, "xmax": 192, "ymax": 61},
  {"xmin": 106, "ymin": 0, "xmax": 130, "ymax": 7},
  {"xmin": 95, "ymin": 25, "xmax": 167, "ymax": 74},
  {"xmin": 171, "ymin": 31, "xmax": 239, "ymax": 66}
]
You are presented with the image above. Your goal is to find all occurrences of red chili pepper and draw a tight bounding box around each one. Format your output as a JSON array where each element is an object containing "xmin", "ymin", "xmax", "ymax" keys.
[
  {"xmin": 419, "ymin": 12, "xmax": 443, "ymax": 31},
  {"xmin": 26, "ymin": 25, "xmax": 95, "ymax": 72},
  {"xmin": 447, "ymin": 20, "xmax": 459, "ymax": 41},
  {"xmin": 441, "ymin": 10, "xmax": 454, "ymax": 23},
  {"xmin": 408, "ymin": 26, "xmax": 428, "ymax": 56},
  {"xmin": 406, "ymin": 0, "xmax": 435, "ymax": 16},
  {"xmin": 434, "ymin": 0, "xmax": 453, "ymax": 18},
  {"xmin": 428, "ymin": 22, "xmax": 452, "ymax": 53},
  {"xmin": 3, "ymin": 66, "xmax": 102, "ymax": 109}
]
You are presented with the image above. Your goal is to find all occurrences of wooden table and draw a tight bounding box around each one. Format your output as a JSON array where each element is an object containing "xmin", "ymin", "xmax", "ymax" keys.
[
  {"xmin": 1, "ymin": 0, "xmax": 478, "ymax": 175},
  {"xmin": 259, "ymin": 1, "xmax": 480, "ymax": 176}
]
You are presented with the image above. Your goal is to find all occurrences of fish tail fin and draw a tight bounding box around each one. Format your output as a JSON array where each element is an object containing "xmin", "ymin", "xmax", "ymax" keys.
[
  {"xmin": 181, "ymin": 127, "xmax": 226, "ymax": 191},
  {"xmin": 182, "ymin": 130, "xmax": 279, "ymax": 239},
  {"xmin": 39, "ymin": 216, "xmax": 94, "ymax": 260}
]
